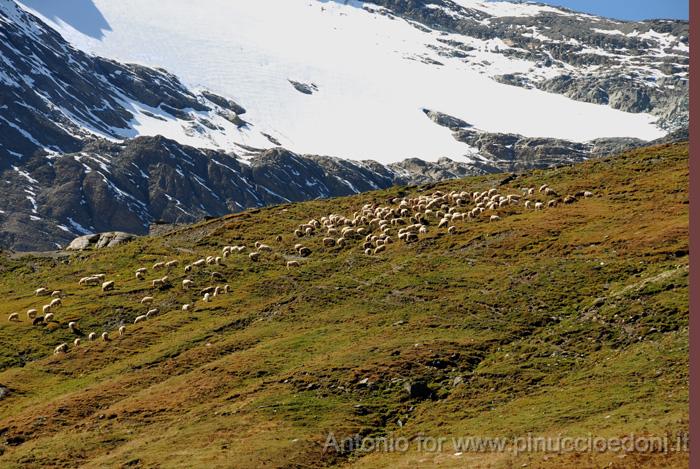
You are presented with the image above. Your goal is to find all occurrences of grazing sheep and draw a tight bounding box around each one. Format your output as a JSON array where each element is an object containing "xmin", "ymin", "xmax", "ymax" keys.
[
  {"xmin": 134, "ymin": 315, "xmax": 147, "ymax": 324},
  {"xmin": 153, "ymin": 261, "xmax": 166, "ymax": 270},
  {"xmin": 8, "ymin": 313, "xmax": 19, "ymax": 322},
  {"xmin": 102, "ymin": 281, "xmax": 115, "ymax": 292},
  {"xmin": 68, "ymin": 321, "xmax": 78, "ymax": 332},
  {"xmin": 544, "ymin": 188, "xmax": 558, "ymax": 197},
  {"xmin": 298, "ymin": 246, "xmax": 312, "ymax": 257},
  {"xmin": 182, "ymin": 304, "xmax": 192, "ymax": 312},
  {"xmin": 535, "ymin": 202, "xmax": 544, "ymax": 210},
  {"xmin": 146, "ymin": 308, "xmax": 159, "ymax": 318},
  {"xmin": 184, "ymin": 264, "xmax": 193, "ymax": 272},
  {"xmin": 35, "ymin": 287, "xmax": 50, "ymax": 296},
  {"xmin": 539, "ymin": 184, "xmax": 549, "ymax": 192},
  {"xmin": 152, "ymin": 276, "xmax": 169, "ymax": 288},
  {"xmin": 42, "ymin": 304, "xmax": 52, "ymax": 315},
  {"xmin": 448, "ymin": 226, "xmax": 457, "ymax": 234},
  {"xmin": 257, "ymin": 243, "xmax": 272, "ymax": 252},
  {"xmin": 182, "ymin": 279, "xmax": 193, "ymax": 290},
  {"xmin": 51, "ymin": 290, "xmax": 62, "ymax": 297},
  {"xmin": 203, "ymin": 293, "xmax": 211, "ymax": 303},
  {"xmin": 88, "ymin": 332, "xmax": 97, "ymax": 341},
  {"xmin": 101, "ymin": 332, "xmax": 110, "ymax": 342},
  {"xmin": 322, "ymin": 237, "xmax": 335, "ymax": 247},
  {"xmin": 94, "ymin": 274, "xmax": 106, "ymax": 281},
  {"xmin": 548, "ymin": 199, "xmax": 559, "ymax": 208},
  {"xmin": 165, "ymin": 260, "xmax": 180, "ymax": 269},
  {"xmin": 215, "ymin": 256, "xmax": 223, "ymax": 265},
  {"xmin": 374, "ymin": 245, "xmax": 386, "ymax": 254},
  {"xmin": 211, "ymin": 272, "xmax": 224, "ymax": 281},
  {"xmin": 49, "ymin": 298, "xmax": 62, "ymax": 308},
  {"xmin": 564, "ymin": 195, "xmax": 576, "ymax": 204},
  {"xmin": 54, "ymin": 343, "xmax": 68, "ymax": 354},
  {"xmin": 119, "ymin": 325, "xmax": 126, "ymax": 337},
  {"xmin": 141, "ymin": 296, "xmax": 155, "ymax": 305},
  {"xmin": 224, "ymin": 285, "xmax": 231, "ymax": 294},
  {"xmin": 287, "ymin": 260, "xmax": 300, "ymax": 269},
  {"xmin": 74, "ymin": 338, "xmax": 81, "ymax": 346},
  {"xmin": 192, "ymin": 259, "xmax": 206, "ymax": 267},
  {"xmin": 136, "ymin": 271, "xmax": 145, "ymax": 280},
  {"xmin": 136, "ymin": 268, "xmax": 148, "ymax": 274},
  {"xmin": 584, "ymin": 191, "xmax": 594, "ymax": 198},
  {"xmin": 490, "ymin": 215, "xmax": 501, "ymax": 222},
  {"xmin": 438, "ymin": 218, "xmax": 449, "ymax": 229},
  {"xmin": 524, "ymin": 201, "xmax": 532, "ymax": 209},
  {"xmin": 44, "ymin": 312, "xmax": 54, "ymax": 322},
  {"xmin": 79, "ymin": 276, "xmax": 100, "ymax": 287},
  {"xmin": 213, "ymin": 286, "xmax": 221, "ymax": 297},
  {"xmin": 249, "ymin": 252, "xmax": 260, "ymax": 262},
  {"xmin": 27, "ymin": 309, "xmax": 37, "ymax": 319}
]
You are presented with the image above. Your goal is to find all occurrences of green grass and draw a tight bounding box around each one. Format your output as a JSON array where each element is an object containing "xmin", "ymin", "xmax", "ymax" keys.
[{"xmin": 0, "ymin": 143, "xmax": 689, "ymax": 468}]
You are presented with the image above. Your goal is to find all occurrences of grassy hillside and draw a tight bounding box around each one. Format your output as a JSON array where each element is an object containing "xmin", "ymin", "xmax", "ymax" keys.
[{"xmin": 0, "ymin": 143, "xmax": 689, "ymax": 468}]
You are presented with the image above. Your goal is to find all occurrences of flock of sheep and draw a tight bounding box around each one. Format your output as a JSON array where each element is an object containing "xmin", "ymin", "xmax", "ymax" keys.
[{"xmin": 6, "ymin": 182, "xmax": 593, "ymax": 357}]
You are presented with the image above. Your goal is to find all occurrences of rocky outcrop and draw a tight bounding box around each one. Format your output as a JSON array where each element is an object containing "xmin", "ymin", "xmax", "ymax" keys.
[{"xmin": 66, "ymin": 232, "xmax": 137, "ymax": 251}]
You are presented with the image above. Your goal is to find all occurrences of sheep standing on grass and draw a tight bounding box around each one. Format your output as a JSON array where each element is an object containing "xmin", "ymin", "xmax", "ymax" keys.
[
  {"xmin": 182, "ymin": 304, "xmax": 192, "ymax": 312},
  {"xmin": 8, "ymin": 313, "xmax": 19, "ymax": 322},
  {"xmin": 27, "ymin": 309, "xmax": 37, "ymax": 320},
  {"xmin": 49, "ymin": 298, "xmax": 62, "ymax": 309},
  {"xmin": 182, "ymin": 279, "xmax": 193, "ymax": 290},
  {"xmin": 146, "ymin": 308, "xmax": 159, "ymax": 318},
  {"xmin": 102, "ymin": 281, "xmax": 115, "ymax": 292},
  {"xmin": 101, "ymin": 332, "xmax": 110, "ymax": 342},
  {"xmin": 88, "ymin": 332, "xmax": 97, "ymax": 341},
  {"xmin": 74, "ymin": 338, "xmax": 81, "ymax": 346},
  {"xmin": 44, "ymin": 312, "xmax": 54, "ymax": 323},
  {"xmin": 35, "ymin": 287, "xmax": 49, "ymax": 296},
  {"xmin": 134, "ymin": 315, "xmax": 147, "ymax": 324},
  {"xmin": 119, "ymin": 325, "xmax": 126, "ymax": 337},
  {"xmin": 141, "ymin": 296, "xmax": 155, "ymax": 305},
  {"xmin": 54, "ymin": 343, "xmax": 68, "ymax": 354}
]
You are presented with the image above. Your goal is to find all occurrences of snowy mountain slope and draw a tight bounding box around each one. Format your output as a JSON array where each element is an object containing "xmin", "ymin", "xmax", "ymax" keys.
[
  {"xmin": 0, "ymin": 0, "xmax": 272, "ymax": 167},
  {"xmin": 15, "ymin": 0, "xmax": 674, "ymax": 164}
]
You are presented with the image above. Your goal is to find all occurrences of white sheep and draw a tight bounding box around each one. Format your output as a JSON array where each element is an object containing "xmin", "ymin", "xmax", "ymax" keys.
[
  {"xmin": 152, "ymin": 276, "xmax": 169, "ymax": 288},
  {"xmin": 49, "ymin": 298, "xmax": 62, "ymax": 308},
  {"xmin": 141, "ymin": 296, "xmax": 155, "ymax": 305},
  {"xmin": 182, "ymin": 304, "xmax": 192, "ymax": 312},
  {"xmin": 136, "ymin": 268, "xmax": 148, "ymax": 274},
  {"xmin": 165, "ymin": 260, "xmax": 180, "ymax": 269},
  {"xmin": 224, "ymin": 285, "xmax": 231, "ymax": 294},
  {"xmin": 153, "ymin": 261, "xmax": 166, "ymax": 270},
  {"xmin": 490, "ymin": 215, "xmax": 501, "ymax": 222},
  {"xmin": 524, "ymin": 201, "xmax": 532, "ymax": 209},
  {"xmin": 249, "ymin": 252, "xmax": 260, "ymax": 262},
  {"xmin": 119, "ymin": 325, "xmax": 126, "ymax": 337},
  {"xmin": 35, "ymin": 287, "xmax": 49, "ymax": 296},
  {"xmin": 44, "ymin": 312, "xmax": 54, "ymax": 322},
  {"xmin": 88, "ymin": 332, "xmax": 97, "ymax": 341},
  {"xmin": 102, "ymin": 281, "xmax": 115, "ymax": 292},
  {"xmin": 51, "ymin": 290, "xmax": 62, "ymax": 297},
  {"xmin": 42, "ymin": 304, "xmax": 52, "ymax": 315},
  {"xmin": 74, "ymin": 338, "xmax": 81, "ymax": 347},
  {"xmin": 203, "ymin": 293, "xmax": 211, "ymax": 303},
  {"xmin": 134, "ymin": 315, "xmax": 147, "ymax": 324},
  {"xmin": 287, "ymin": 260, "xmax": 300, "ymax": 269},
  {"xmin": 79, "ymin": 276, "xmax": 100, "ymax": 286},
  {"xmin": 101, "ymin": 332, "xmax": 110, "ymax": 342},
  {"xmin": 448, "ymin": 226, "xmax": 457, "ymax": 234},
  {"xmin": 136, "ymin": 271, "xmax": 145, "ymax": 280},
  {"xmin": 535, "ymin": 202, "xmax": 544, "ymax": 210},
  {"xmin": 146, "ymin": 308, "xmax": 159, "ymax": 318},
  {"xmin": 27, "ymin": 309, "xmax": 37, "ymax": 319},
  {"xmin": 584, "ymin": 191, "xmax": 594, "ymax": 198},
  {"xmin": 68, "ymin": 321, "xmax": 78, "ymax": 332},
  {"xmin": 182, "ymin": 279, "xmax": 193, "ymax": 290},
  {"xmin": 8, "ymin": 313, "xmax": 19, "ymax": 322},
  {"xmin": 54, "ymin": 343, "xmax": 68, "ymax": 354}
]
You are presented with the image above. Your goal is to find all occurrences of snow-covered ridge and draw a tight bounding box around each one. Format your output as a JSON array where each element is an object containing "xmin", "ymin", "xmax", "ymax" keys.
[{"xmin": 13, "ymin": 0, "xmax": 674, "ymax": 164}]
